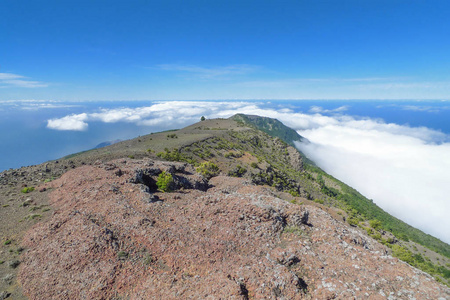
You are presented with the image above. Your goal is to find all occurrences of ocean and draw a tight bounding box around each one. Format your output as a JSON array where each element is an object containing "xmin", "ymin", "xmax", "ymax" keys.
[{"xmin": 1, "ymin": 99, "xmax": 449, "ymax": 172}]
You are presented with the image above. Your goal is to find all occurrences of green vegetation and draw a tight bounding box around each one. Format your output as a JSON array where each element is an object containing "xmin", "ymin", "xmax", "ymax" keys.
[
  {"xmin": 192, "ymin": 147, "xmax": 214, "ymax": 159},
  {"xmin": 167, "ymin": 133, "xmax": 178, "ymax": 139},
  {"xmin": 289, "ymin": 190, "xmax": 300, "ymax": 197},
  {"xmin": 316, "ymin": 174, "xmax": 339, "ymax": 198},
  {"xmin": 390, "ymin": 244, "xmax": 450, "ymax": 282},
  {"xmin": 24, "ymin": 214, "xmax": 42, "ymax": 221},
  {"xmin": 369, "ymin": 219, "xmax": 382, "ymax": 230},
  {"xmin": 231, "ymin": 114, "xmax": 304, "ymax": 147},
  {"xmin": 4, "ymin": 240, "xmax": 12, "ymax": 245},
  {"xmin": 117, "ymin": 251, "xmax": 128, "ymax": 259},
  {"xmin": 225, "ymin": 151, "xmax": 242, "ymax": 159},
  {"xmin": 250, "ymin": 162, "xmax": 259, "ymax": 168},
  {"xmin": 228, "ymin": 165, "xmax": 247, "ymax": 177},
  {"xmin": 305, "ymin": 164, "xmax": 450, "ymax": 259},
  {"xmin": 157, "ymin": 148, "xmax": 197, "ymax": 165},
  {"xmin": 196, "ymin": 162, "xmax": 220, "ymax": 179},
  {"xmin": 200, "ymin": 116, "xmax": 206, "ymax": 121},
  {"xmin": 21, "ymin": 186, "xmax": 35, "ymax": 193},
  {"xmin": 156, "ymin": 171, "xmax": 173, "ymax": 192},
  {"xmin": 44, "ymin": 176, "xmax": 56, "ymax": 183}
]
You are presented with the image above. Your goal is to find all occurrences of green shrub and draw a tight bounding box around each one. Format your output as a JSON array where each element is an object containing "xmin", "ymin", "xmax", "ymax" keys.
[
  {"xmin": 156, "ymin": 148, "xmax": 197, "ymax": 164},
  {"xmin": 369, "ymin": 219, "xmax": 382, "ymax": 230},
  {"xmin": 224, "ymin": 152, "xmax": 234, "ymax": 158},
  {"xmin": 347, "ymin": 217, "xmax": 359, "ymax": 227},
  {"xmin": 314, "ymin": 198, "xmax": 324, "ymax": 204},
  {"xmin": 196, "ymin": 162, "xmax": 220, "ymax": 179},
  {"xmin": 44, "ymin": 177, "xmax": 56, "ymax": 183},
  {"xmin": 21, "ymin": 187, "xmax": 35, "ymax": 193},
  {"xmin": 250, "ymin": 162, "xmax": 259, "ymax": 168},
  {"xmin": 289, "ymin": 190, "xmax": 300, "ymax": 197},
  {"xmin": 228, "ymin": 165, "xmax": 247, "ymax": 177},
  {"xmin": 156, "ymin": 171, "xmax": 173, "ymax": 192},
  {"xmin": 25, "ymin": 214, "xmax": 42, "ymax": 220},
  {"xmin": 225, "ymin": 151, "xmax": 243, "ymax": 159},
  {"xmin": 4, "ymin": 240, "xmax": 11, "ymax": 245}
]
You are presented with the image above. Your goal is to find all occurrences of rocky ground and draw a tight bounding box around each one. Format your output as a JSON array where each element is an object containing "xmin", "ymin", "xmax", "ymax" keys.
[{"xmin": 16, "ymin": 158, "xmax": 450, "ymax": 299}]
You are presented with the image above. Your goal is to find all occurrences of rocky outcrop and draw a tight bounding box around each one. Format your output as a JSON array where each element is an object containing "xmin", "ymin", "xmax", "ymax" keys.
[
  {"xmin": 287, "ymin": 145, "xmax": 303, "ymax": 172},
  {"xmin": 18, "ymin": 159, "xmax": 449, "ymax": 299}
]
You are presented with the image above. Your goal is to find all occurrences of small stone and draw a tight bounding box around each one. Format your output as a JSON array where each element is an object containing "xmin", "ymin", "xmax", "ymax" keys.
[
  {"xmin": 2, "ymin": 274, "xmax": 14, "ymax": 285},
  {"xmin": 8, "ymin": 260, "xmax": 20, "ymax": 269}
]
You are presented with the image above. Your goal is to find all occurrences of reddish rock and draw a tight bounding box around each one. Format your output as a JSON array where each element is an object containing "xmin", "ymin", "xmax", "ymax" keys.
[{"xmin": 18, "ymin": 159, "xmax": 450, "ymax": 299}]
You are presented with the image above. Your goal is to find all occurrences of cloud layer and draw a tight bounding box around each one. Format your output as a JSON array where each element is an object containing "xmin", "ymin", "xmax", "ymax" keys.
[
  {"xmin": 46, "ymin": 101, "xmax": 450, "ymax": 243},
  {"xmin": 0, "ymin": 73, "xmax": 48, "ymax": 88}
]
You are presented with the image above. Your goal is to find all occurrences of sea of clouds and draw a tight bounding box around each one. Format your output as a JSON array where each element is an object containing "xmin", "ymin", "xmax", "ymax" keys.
[{"xmin": 46, "ymin": 101, "xmax": 450, "ymax": 243}]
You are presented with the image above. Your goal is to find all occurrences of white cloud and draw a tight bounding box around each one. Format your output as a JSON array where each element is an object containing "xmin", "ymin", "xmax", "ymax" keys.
[
  {"xmin": 156, "ymin": 64, "xmax": 259, "ymax": 79},
  {"xmin": 0, "ymin": 100, "xmax": 81, "ymax": 110},
  {"xmin": 309, "ymin": 105, "xmax": 349, "ymax": 114},
  {"xmin": 399, "ymin": 105, "xmax": 450, "ymax": 113},
  {"xmin": 0, "ymin": 73, "xmax": 48, "ymax": 88},
  {"xmin": 45, "ymin": 101, "xmax": 450, "ymax": 243},
  {"xmin": 47, "ymin": 113, "xmax": 89, "ymax": 131},
  {"xmin": 0, "ymin": 73, "xmax": 23, "ymax": 80},
  {"xmin": 291, "ymin": 119, "xmax": 450, "ymax": 244}
]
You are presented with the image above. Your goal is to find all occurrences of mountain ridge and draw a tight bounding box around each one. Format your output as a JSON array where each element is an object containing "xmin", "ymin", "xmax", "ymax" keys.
[{"xmin": 0, "ymin": 114, "xmax": 449, "ymax": 298}]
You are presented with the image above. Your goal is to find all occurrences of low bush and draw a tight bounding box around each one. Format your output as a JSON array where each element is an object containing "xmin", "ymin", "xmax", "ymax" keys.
[
  {"xmin": 156, "ymin": 171, "xmax": 173, "ymax": 192},
  {"xmin": 21, "ymin": 187, "xmax": 35, "ymax": 194},
  {"xmin": 228, "ymin": 165, "xmax": 247, "ymax": 177},
  {"xmin": 196, "ymin": 162, "xmax": 220, "ymax": 179}
]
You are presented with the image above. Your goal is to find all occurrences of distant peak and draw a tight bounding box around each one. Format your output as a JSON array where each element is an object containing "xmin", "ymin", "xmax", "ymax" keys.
[{"xmin": 230, "ymin": 113, "xmax": 304, "ymax": 147}]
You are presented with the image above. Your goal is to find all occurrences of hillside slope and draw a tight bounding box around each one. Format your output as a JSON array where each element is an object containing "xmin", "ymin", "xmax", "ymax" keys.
[
  {"xmin": 18, "ymin": 159, "xmax": 450, "ymax": 299},
  {"xmin": 230, "ymin": 114, "xmax": 450, "ymax": 281},
  {"xmin": 0, "ymin": 115, "xmax": 449, "ymax": 298}
]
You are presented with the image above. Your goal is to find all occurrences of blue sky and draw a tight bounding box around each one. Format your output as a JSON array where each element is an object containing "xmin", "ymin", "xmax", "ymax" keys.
[{"xmin": 1, "ymin": 0, "xmax": 450, "ymax": 100}]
